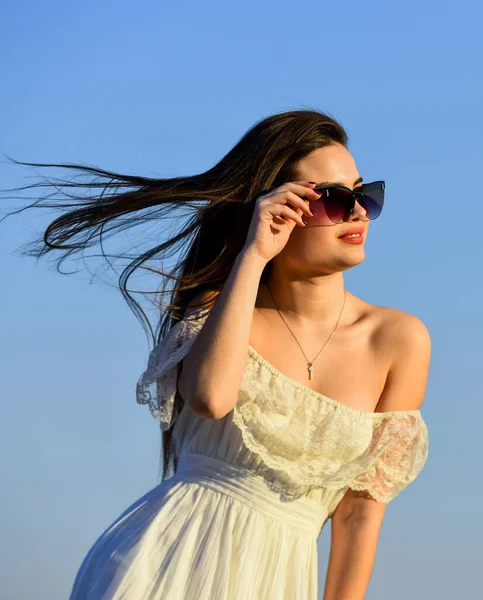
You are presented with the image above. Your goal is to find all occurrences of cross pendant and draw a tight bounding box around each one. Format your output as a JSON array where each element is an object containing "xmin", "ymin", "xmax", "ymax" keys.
[{"xmin": 307, "ymin": 362, "xmax": 314, "ymax": 380}]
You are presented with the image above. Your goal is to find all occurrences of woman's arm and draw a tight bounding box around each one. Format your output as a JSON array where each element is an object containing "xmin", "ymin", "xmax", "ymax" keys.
[
  {"xmin": 178, "ymin": 248, "xmax": 267, "ymax": 419},
  {"xmin": 323, "ymin": 495, "xmax": 386, "ymax": 600},
  {"xmin": 323, "ymin": 310, "xmax": 431, "ymax": 599}
]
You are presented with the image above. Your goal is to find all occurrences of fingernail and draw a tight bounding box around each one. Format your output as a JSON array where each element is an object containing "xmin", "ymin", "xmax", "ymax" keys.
[
  {"xmin": 308, "ymin": 181, "xmax": 317, "ymax": 185},
  {"xmin": 311, "ymin": 209, "xmax": 317, "ymax": 215},
  {"xmin": 302, "ymin": 218, "xmax": 308, "ymax": 225}
]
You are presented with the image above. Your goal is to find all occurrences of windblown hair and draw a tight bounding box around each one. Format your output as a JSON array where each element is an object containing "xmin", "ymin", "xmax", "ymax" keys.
[{"xmin": 2, "ymin": 108, "xmax": 348, "ymax": 480}]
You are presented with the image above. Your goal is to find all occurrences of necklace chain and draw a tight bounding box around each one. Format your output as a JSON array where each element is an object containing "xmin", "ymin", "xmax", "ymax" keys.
[{"xmin": 266, "ymin": 281, "xmax": 347, "ymax": 380}]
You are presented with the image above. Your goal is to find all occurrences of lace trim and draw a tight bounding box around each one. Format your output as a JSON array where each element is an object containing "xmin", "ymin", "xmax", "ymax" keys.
[
  {"xmin": 232, "ymin": 406, "xmax": 428, "ymax": 503},
  {"xmin": 246, "ymin": 344, "xmax": 421, "ymax": 419},
  {"xmin": 231, "ymin": 358, "xmax": 429, "ymax": 503},
  {"xmin": 135, "ymin": 309, "xmax": 210, "ymax": 430}
]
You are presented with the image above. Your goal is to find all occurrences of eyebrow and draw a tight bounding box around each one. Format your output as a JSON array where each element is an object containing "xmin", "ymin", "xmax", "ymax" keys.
[{"xmin": 315, "ymin": 176, "xmax": 363, "ymax": 188}]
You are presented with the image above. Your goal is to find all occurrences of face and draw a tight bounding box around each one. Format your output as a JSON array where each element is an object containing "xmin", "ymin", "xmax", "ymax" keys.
[{"xmin": 280, "ymin": 143, "xmax": 369, "ymax": 276}]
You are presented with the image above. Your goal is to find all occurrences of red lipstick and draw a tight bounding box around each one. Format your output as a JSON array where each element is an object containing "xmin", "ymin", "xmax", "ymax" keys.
[{"xmin": 338, "ymin": 226, "xmax": 364, "ymax": 244}]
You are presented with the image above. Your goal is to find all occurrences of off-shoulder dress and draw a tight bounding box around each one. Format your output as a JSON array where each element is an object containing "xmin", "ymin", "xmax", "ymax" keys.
[{"xmin": 69, "ymin": 307, "xmax": 429, "ymax": 600}]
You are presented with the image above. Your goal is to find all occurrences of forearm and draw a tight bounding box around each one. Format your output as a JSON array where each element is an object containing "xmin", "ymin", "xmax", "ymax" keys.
[
  {"xmin": 181, "ymin": 248, "xmax": 267, "ymax": 417},
  {"xmin": 323, "ymin": 516, "xmax": 383, "ymax": 600}
]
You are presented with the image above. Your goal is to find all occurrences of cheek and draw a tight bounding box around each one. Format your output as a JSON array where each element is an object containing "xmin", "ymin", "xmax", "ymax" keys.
[{"xmin": 304, "ymin": 198, "xmax": 334, "ymax": 227}]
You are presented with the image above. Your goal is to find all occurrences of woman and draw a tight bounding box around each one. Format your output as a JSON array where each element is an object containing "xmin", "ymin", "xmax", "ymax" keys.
[{"xmin": 5, "ymin": 109, "xmax": 430, "ymax": 599}]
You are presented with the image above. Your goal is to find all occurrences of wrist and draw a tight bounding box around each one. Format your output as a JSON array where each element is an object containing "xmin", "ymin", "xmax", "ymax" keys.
[{"xmin": 237, "ymin": 248, "xmax": 269, "ymax": 273}]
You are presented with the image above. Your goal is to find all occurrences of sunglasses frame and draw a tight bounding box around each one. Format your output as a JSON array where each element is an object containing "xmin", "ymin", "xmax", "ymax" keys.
[{"xmin": 312, "ymin": 180, "xmax": 385, "ymax": 224}]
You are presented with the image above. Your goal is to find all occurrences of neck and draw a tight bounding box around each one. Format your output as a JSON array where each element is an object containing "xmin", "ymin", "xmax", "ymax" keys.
[{"xmin": 264, "ymin": 265, "xmax": 347, "ymax": 329}]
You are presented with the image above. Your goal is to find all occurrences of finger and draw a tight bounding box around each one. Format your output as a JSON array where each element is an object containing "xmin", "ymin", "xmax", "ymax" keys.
[
  {"xmin": 269, "ymin": 190, "xmax": 315, "ymax": 217},
  {"xmin": 272, "ymin": 181, "xmax": 321, "ymax": 199},
  {"xmin": 268, "ymin": 203, "xmax": 306, "ymax": 227}
]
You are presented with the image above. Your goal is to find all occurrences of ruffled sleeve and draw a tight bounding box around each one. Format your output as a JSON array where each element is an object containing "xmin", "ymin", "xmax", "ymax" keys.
[
  {"xmin": 135, "ymin": 307, "xmax": 210, "ymax": 430},
  {"xmin": 231, "ymin": 349, "xmax": 430, "ymax": 502},
  {"xmin": 347, "ymin": 410, "xmax": 429, "ymax": 504}
]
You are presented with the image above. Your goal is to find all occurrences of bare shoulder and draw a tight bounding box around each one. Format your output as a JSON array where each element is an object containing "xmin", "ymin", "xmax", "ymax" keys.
[
  {"xmin": 363, "ymin": 301, "xmax": 432, "ymax": 411},
  {"xmin": 373, "ymin": 304, "xmax": 432, "ymax": 353},
  {"xmin": 351, "ymin": 293, "xmax": 431, "ymax": 348}
]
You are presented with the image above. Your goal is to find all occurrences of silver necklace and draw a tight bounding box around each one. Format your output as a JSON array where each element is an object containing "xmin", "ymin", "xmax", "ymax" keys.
[{"xmin": 266, "ymin": 281, "xmax": 347, "ymax": 380}]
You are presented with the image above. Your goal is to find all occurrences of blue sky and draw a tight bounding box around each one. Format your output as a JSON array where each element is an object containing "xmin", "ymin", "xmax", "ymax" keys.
[{"xmin": 1, "ymin": 1, "xmax": 481, "ymax": 598}]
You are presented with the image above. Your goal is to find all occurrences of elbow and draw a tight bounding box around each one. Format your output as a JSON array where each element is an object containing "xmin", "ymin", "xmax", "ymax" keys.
[
  {"xmin": 184, "ymin": 390, "xmax": 236, "ymax": 421},
  {"xmin": 178, "ymin": 369, "xmax": 237, "ymax": 420},
  {"xmin": 189, "ymin": 396, "xmax": 220, "ymax": 420},
  {"xmin": 192, "ymin": 395, "xmax": 236, "ymax": 421}
]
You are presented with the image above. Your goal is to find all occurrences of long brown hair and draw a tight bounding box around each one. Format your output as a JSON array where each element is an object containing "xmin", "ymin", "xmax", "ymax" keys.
[{"xmin": 1, "ymin": 108, "xmax": 348, "ymax": 480}]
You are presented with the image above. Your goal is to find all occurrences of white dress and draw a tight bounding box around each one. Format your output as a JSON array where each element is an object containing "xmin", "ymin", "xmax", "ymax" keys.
[{"xmin": 69, "ymin": 308, "xmax": 429, "ymax": 600}]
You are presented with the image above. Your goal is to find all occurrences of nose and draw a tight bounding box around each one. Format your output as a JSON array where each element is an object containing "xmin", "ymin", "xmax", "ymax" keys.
[{"xmin": 347, "ymin": 199, "xmax": 368, "ymax": 221}]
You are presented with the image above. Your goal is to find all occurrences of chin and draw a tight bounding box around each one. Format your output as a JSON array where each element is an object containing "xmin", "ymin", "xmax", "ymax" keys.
[{"xmin": 339, "ymin": 250, "xmax": 366, "ymax": 270}]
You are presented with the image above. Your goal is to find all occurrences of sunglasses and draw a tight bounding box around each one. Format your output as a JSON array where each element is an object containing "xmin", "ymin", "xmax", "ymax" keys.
[{"xmin": 307, "ymin": 180, "xmax": 385, "ymax": 225}]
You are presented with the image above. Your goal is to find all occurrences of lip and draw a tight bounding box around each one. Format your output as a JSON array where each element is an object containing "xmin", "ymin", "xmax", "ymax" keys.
[
  {"xmin": 339, "ymin": 235, "xmax": 364, "ymax": 244},
  {"xmin": 338, "ymin": 227, "xmax": 365, "ymax": 238}
]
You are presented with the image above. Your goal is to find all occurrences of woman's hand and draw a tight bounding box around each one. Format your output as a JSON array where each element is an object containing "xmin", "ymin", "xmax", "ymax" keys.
[{"xmin": 241, "ymin": 181, "xmax": 321, "ymax": 263}]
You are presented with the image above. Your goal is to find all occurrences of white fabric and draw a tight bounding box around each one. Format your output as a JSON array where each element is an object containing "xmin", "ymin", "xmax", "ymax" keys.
[
  {"xmin": 69, "ymin": 307, "xmax": 429, "ymax": 599},
  {"xmin": 136, "ymin": 311, "xmax": 207, "ymax": 430},
  {"xmin": 70, "ymin": 453, "xmax": 327, "ymax": 599}
]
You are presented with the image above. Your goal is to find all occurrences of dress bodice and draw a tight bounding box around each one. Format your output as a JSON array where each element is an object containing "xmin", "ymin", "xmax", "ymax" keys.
[{"xmin": 136, "ymin": 308, "xmax": 429, "ymax": 515}]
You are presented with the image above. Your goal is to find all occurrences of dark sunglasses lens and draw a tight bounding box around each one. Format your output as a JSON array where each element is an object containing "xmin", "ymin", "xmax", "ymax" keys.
[
  {"xmin": 358, "ymin": 182, "xmax": 384, "ymax": 220},
  {"xmin": 325, "ymin": 188, "xmax": 354, "ymax": 223}
]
